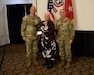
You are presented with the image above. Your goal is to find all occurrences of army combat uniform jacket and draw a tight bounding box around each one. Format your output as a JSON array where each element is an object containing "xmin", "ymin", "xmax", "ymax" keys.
[
  {"xmin": 56, "ymin": 17, "xmax": 75, "ymax": 41},
  {"xmin": 21, "ymin": 14, "xmax": 41, "ymax": 40}
]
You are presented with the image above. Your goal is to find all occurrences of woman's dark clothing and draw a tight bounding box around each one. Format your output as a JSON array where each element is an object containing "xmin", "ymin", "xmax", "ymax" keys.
[
  {"xmin": 40, "ymin": 20, "xmax": 57, "ymax": 59},
  {"xmin": 39, "ymin": 20, "xmax": 57, "ymax": 68},
  {"xmin": 37, "ymin": 20, "xmax": 57, "ymax": 68}
]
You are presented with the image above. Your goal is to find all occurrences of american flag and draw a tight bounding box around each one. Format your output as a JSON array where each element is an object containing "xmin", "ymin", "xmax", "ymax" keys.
[{"xmin": 47, "ymin": 0, "xmax": 55, "ymax": 21}]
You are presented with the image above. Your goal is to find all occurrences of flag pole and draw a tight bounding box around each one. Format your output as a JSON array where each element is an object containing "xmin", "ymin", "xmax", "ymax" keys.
[{"xmin": 36, "ymin": 0, "xmax": 37, "ymax": 15}]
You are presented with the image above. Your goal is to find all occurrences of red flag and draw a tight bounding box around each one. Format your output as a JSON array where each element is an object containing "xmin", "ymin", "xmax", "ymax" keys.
[{"xmin": 65, "ymin": 0, "xmax": 74, "ymax": 21}]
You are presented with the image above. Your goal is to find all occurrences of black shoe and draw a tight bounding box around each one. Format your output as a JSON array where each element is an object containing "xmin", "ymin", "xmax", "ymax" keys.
[
  {"xmin": 47, "ymin": 64, "xmax": 53, "ymax": 69},
  {"xmin": 46, "ymin": 59, "xmax": 53, "ymax": 69}
]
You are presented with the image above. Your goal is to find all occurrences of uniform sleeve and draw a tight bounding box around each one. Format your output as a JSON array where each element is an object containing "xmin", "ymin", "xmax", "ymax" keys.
[
  {"xmin": 36, "ymin": 16, "xmax": 41, "ymax": 25},
  {"xmin": 36, "ymin": 17, "xmax": 41, "ymax": 31},
  {"xmin": 38, "ymin": 17, "xmax": 41, "ymax": 23},
  {"xmin": 69, "ymin": 21, "xmax": 75, "ymax": 40},
  {"xmin": 21, "ymin": 16, "xmax": 27, "ymax": 37},
  {"xmin": 55, "ymin": 20, "xmax": 59, "ymax": 39},
  {"xmin": 56, "ymin": 20, "xmax": 59, "ymax": 31}
]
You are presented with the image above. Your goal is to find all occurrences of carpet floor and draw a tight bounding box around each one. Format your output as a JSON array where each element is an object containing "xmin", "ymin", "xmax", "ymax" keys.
[{"xmin": 0, "ymin": 44, "xmax": 94, "ymax": 75}]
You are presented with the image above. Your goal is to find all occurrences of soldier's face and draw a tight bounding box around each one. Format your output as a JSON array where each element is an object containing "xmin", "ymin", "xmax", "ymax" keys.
[
  {"xmin": 30, "ymin": 6, "xmax": 36, "ymax": 15},
  {"xmin": 60, "ymin": 9, "xmax": 66, "ymax": 18}
]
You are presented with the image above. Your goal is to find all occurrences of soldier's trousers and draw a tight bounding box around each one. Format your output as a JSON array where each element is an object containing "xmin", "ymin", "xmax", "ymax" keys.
[
  {"xmin": 58, "ymin": 39, "xmax": 72, "ymax": 61},
  {"xmin": 25, "ymin": 39, "xmax": 38, "ymax": 59}
]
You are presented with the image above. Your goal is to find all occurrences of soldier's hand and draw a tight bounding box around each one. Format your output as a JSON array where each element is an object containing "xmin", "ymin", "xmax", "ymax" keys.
[
  {"xmin": 56, "ymin": 40, "xmax": 58, "ymax": 43},
  {"xmin": 23, "ymin": 37, "xmax": 26, "ymax": 41},
  {"xmin": 69, "ymin": 40, "xmax": 73, "ymax": 44}
]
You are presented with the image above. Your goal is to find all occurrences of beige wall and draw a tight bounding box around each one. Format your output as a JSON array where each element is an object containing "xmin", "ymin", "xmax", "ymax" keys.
[{"xmin": 72, "ymin": 0, "xmax": 94, "ymax": 31}]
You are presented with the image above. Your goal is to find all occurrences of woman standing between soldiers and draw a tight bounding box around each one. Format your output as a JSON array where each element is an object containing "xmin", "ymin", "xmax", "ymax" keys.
[{"xmin": 37, "ymin": 13, "xmax": 57, "ymax": 69}]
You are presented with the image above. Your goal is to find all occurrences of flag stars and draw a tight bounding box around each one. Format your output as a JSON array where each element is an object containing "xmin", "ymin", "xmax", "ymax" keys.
[
  {"xmin": 48, "ymin": 0, "xmax": 53, "ymax": 11},
  {"xmin": 68, "ymin": 5, "xmax": 73, "ymax": 12}
]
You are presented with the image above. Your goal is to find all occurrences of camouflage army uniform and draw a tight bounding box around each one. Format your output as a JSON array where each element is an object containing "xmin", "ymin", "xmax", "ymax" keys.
[
  {"xmin": 21, "ymin": 14, "xmax": 41, "ymax": 61},
  {"xmin": 56, "ymin": 17, "xmax": 75, "ymax": 62}
]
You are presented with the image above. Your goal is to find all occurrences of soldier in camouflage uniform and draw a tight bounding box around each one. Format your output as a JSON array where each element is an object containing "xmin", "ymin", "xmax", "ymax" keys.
[
  {"xmin": 21, "ymin": 6, "xmax": 41, "ymax": 67},
  {"xmin": 56, "ymin": 9, "xmax": 75, "ymax": 69}
]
